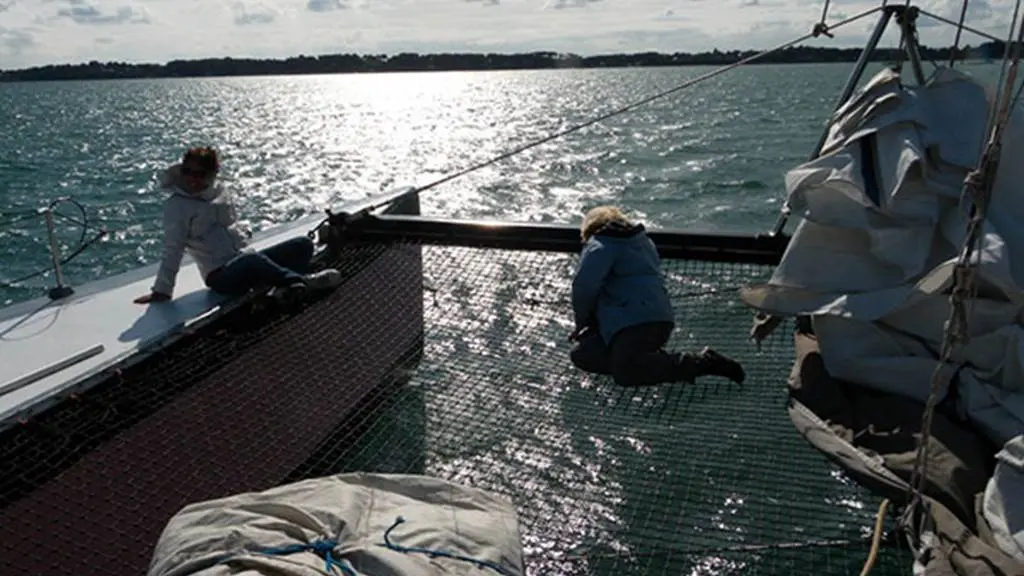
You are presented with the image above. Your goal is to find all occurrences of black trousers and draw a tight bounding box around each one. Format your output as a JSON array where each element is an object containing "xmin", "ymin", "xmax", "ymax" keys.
[{"xmin": 570, "ymin": 321, "xmax": 683, "ymax": 387}]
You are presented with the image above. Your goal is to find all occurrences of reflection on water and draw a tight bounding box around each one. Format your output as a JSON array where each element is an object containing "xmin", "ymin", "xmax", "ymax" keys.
[
  {"xmin": 327, "ymin": 246, "xmax": 911, "ymax": 575},
  {"xmin": 1, "ymin": 63, "xmax": 918, "ymax": 304}
]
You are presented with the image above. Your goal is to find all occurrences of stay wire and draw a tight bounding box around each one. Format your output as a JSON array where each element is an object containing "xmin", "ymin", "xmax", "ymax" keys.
[
  {"xmin": 0, "ymin": 198, "xmax": 107, "ymax": 290},
  {"xmin": 364, "ymin": 5, "xmax": 885, "ymax": 213}
]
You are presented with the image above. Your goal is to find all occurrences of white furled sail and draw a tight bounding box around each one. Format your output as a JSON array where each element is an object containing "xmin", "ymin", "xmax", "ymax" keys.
[{"xmin": 742, "ymin": 66, "xmax": 1024, "ymax": 448}]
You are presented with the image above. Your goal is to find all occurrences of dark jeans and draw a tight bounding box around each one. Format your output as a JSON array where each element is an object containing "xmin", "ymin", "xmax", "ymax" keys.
[
  {"xmin": 205, "ymin": 236, "xmax": 314, "ymax": 296},
  {"xmin": 570, "ymin": 321, "xmax": 682, "ymax": 387}
]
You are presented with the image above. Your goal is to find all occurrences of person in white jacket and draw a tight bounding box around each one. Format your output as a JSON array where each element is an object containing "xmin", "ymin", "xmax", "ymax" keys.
[{"xmin": 134, "ymin": 147, "xmax": 341, "ymax": 304}]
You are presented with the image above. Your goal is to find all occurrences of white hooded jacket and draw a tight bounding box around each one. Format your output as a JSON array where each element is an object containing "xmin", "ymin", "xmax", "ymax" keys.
[{"xmin": 151, "ymin": 164, "xmax": 250, "ymax": 296}]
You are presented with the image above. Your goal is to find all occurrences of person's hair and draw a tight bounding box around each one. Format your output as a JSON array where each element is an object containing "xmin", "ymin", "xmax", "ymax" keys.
[
  {"xmin": 182, "ymin": 146, "xmax": 220, "ymax": 174},
  {"xmin": 580, "ymin": 205, "xmax": 632, "ymax": 242}
]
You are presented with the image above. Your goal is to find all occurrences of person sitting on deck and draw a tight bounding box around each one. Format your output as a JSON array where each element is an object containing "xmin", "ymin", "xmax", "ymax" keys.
[
  {"xmin": 568, "ymin": 205, "xmax": 746, "ymax": 387},
  {"xmin": 133, "ymin": 146, "xmax": 342, "ymax": 304}
]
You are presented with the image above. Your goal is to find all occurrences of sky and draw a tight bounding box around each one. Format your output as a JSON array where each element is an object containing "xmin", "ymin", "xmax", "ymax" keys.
[{"xmin": 0, "ymin": 0, "xmax": 1016, "ymax": 70}]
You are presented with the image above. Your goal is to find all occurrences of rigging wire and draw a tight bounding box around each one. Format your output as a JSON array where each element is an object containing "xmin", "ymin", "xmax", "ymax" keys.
[
  {"xmin": 918, "ymin": 9, "xmax": 1006, "ymax": 44},
  {"xmin": 362, "ymin": 5, "xmax": 885, "ymax": 213},
  {"xmin": 0, "ymin": 211, "xmax": 40, "ymax": 228},
  {"xmin": 987, "ymin": 0, "xmax": 1024, "ymax": 141},
  {"xmin": 949, "ymin": 0, "xmax": 970, "ymax": 66},
  {"xmin": 0, "ymin": 198, "xmax": 107, "ymax": 291},
  {"xmin": 9, "ymin": 0, "xmax": 867, "ymax": 290},
  {"xmin": 903, "ymin": 0, "xmax": 1024, "ymax": 549}
]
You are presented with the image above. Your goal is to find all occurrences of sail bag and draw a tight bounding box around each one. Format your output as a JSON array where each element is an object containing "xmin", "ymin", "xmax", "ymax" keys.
[{"xmin": 147, "ymin": 473, "xmax": 524, "ymax": 576}]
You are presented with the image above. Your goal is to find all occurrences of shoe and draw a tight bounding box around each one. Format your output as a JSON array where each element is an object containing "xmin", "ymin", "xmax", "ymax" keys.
[
  {"xmin": 302, "ymin": 268, "xmax": 342, "ymax": 290},
  {"xmin": 677, "ymin": 346, "xmax": 746, "ymax": 384},
  {"xmin": 271, "ymin": 282, "xmax": 307, "ymax": 307}
]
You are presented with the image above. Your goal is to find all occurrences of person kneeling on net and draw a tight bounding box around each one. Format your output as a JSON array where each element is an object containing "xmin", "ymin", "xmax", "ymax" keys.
[
  {"xmin": 568, "ymin": 206, "xmax": 745, "ymax": 386},
  {"xmin": 134, "ymin": 146, "xmax": 342, "ymax": 304}
]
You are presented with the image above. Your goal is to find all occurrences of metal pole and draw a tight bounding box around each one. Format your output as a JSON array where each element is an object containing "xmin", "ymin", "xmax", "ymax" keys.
[
  {"xmin": 899, "ymin": 7, "xmax": 927, "ymax": 85},
  {"xmin": 43, "ymin": 208, "xmax": 74, "ymax": 300},
  {"xmin": 769, "ymin": 6, "xmax": 897, "ymax": 237}
]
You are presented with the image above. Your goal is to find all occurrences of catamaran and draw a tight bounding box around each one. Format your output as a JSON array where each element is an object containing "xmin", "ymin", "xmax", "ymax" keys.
[{"xmin": 0, "ymin": 1, "xmax": 1021, "ymax": 574}]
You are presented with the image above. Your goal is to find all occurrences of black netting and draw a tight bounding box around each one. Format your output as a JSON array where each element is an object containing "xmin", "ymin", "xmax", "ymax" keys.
[{"xmin": 0, "ymin": 241, "xmax": 912, "ymax": 576}]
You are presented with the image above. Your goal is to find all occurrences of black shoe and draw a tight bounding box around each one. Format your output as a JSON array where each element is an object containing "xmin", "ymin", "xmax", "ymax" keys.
[
  {"xmin": 271, "ymin": 282, "xmax": 307, "ymax": 310},
  {"xmin": 677, "ymin": 347, "xmax": 746, "ymax": 384}
]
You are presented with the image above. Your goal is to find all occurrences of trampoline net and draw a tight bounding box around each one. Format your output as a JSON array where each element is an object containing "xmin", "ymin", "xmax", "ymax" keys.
[{"xmin": 0, "ymin": 241, "xmax": 913, "ymax": 576}]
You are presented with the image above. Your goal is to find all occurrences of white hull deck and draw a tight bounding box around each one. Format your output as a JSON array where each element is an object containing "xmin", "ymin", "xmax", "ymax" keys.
[{"xmin": 0, "ymin": 187, "xmax": 416, "ymax": 428}]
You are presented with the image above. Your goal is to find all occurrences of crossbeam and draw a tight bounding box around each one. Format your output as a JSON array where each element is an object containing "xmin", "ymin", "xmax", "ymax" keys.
[{"xmin": 332, "ymin": 213, "xmax": 789, "ymax": 265}]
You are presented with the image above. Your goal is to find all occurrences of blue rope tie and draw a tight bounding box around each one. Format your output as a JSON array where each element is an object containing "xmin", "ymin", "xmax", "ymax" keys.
[
  {"xmin": 244, "ymin": 538, "xmax": 356, "ymax": 576},
  {"xmin": 379, "ymin": 516, "xmax": 516, "ymax": 576},
  {"xmin": 218, "ymin": 518, "xmax": 515, "ymax": 575}
]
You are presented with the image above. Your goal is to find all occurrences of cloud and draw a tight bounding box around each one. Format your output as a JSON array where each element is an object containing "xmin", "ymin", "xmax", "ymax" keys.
[
  {"xmin": 0, "ymin": 0, "xmax": 1015, "ymax": 70},
  {"xmin": 55, "ymin": 4, "xmax": 149, "ymax": 26},
  {"xmin": 233, "ymin": 1, "xmax": 275, "ymax": 25},
  {"xmin": 307, "ymin": 0, "xmax": 347, "ymax": 12},
  {"xmin": 0, "ymin": 26, "xmax": 34, "ymax": 53},
  {"xmin": 545, "ymin": 0, "xmax": 602, "ymax": 9}
]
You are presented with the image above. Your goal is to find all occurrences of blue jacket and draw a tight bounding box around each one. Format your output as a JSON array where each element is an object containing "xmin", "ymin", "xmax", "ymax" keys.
[{"xmin": 571, "ymin": 221, "xmax": 675, "ymax": 344}]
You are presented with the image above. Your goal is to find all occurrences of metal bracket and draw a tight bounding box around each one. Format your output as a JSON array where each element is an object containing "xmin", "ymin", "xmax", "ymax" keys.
[
  {"xmin": 769, "ymin": 3, "xmax": 929, "ymax": 237},
  {"xmin": 319, "ymin": 207, "xmax": 377, "ymax": 255}
]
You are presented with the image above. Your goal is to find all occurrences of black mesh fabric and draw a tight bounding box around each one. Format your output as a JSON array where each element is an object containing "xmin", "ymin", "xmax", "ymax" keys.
[{"xmin": 0, "ymin": 241, "xmax": 912, "ymax": 576}]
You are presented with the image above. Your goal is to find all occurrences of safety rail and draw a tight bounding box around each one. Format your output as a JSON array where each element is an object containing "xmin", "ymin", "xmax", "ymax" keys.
[{"xmin": 0, "ymin": 198, "xmax": 107, "ymax": 301}]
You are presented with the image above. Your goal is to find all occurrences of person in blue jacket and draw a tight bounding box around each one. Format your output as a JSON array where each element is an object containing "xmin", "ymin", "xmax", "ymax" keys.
[{"xmin": 569, "ymin": 205, "xmax": 745, "ymax": 387}]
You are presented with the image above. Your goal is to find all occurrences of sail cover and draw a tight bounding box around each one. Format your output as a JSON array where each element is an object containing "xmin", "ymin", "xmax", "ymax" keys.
[
  {"xmin": 740, "ymin": 66, "xmax": 1024, "ymax": 571},
  {"xmin": 147, "ymin": 473, "xmax": 524, "ymax": 576},
  {"xmin": 742, "ymin": 66, "xmax": 1024, "ymax": 446}
]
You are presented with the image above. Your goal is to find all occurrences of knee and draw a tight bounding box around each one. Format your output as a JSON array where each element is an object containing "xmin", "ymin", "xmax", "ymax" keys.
[
  {"xmin": 611, "ymin": 362, "xmax": 642, "ymax": 387},
  {"xmin": 610, "ymin": 350, "xmax": 650, "ymax": 387},
  {"xmin": 294, "ymin": 235, "xmax": 314, "ymax": 257}
]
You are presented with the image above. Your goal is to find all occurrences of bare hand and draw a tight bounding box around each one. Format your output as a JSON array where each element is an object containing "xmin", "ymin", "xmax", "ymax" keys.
[{"xmin": 134, "ymin": 292, "xmax": 171, "ymax": 304}]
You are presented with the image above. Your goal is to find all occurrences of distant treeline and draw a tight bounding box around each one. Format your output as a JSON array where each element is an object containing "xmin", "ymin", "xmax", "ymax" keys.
[{"xmin": 0, "ymin": 41, "xmax": 1014, "ymax": 83}]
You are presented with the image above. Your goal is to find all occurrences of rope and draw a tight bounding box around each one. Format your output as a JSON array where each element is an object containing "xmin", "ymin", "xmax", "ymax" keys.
[
  {"xmin": 813, "ymin": 0, "xmax": 835, "ymax": 38},
  {"xmin": 50, "ymin": 197, "xmax": 91, "ymax": 253},
  {"xmin": 0, "ymin": 211, "xmax": 39, "ymax": 228},
  {"xmin": 359, "ymin": 5, "xmax": 883, "ymax": 214},
  {"xmin": 212, "ymin": 517, "xmax": 515, "ymax": 575},
  {"xmin": 891, "ymin": 0, "xmax": 913, "ymax": 74},
  {"xmin": 231, "ymin": 538, "xmax": 357, "ymax": 575},
  {"xmin": 903, "ymin": 0, "xmax": 1024, "ymax": 545},
  {"xmin": 379, "ymin": 516, "xmax": 517, "ymax": 576},
  {"xmin": 859, "ymin": 498, "xmax": 890, "ymax": 576},
  {"xmin": 987, "ymin": 0, "xmax": 1024, "ymax": 141},
  {"xmin": 0, "ymin": 232, "xmax": 106, "ymax": 289},
  {"xmin": 1012, "ymin": 76, "xmax": 1024, "ymax": 116}
]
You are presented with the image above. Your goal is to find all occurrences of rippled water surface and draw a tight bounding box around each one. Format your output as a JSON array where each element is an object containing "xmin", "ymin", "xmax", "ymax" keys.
[
  {"xmin": 1, "ymin": 60, "xmax": 1012, "ymax": 575},
  {"xmin": 0, "ymin": 62, "xmax": 1006, "ymax": 303}
]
